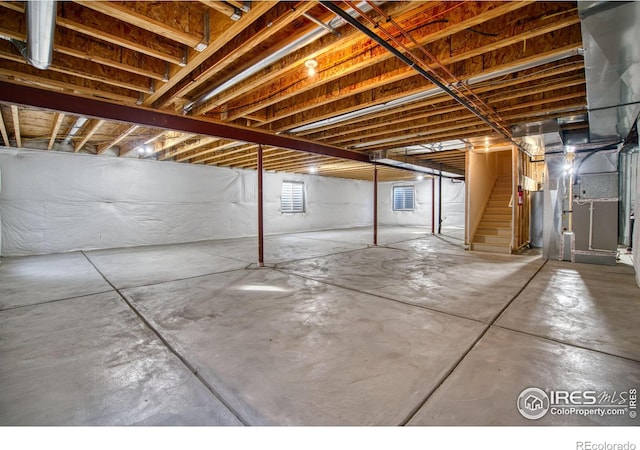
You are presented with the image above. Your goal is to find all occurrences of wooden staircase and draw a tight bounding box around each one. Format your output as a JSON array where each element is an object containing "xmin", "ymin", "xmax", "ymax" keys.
[{"xmin": 471, "ymin": 177, "xmax": 512, "ymax": 254}]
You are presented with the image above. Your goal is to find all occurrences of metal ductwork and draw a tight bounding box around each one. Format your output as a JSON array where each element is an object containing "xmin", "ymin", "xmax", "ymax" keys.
[
  {"xmin": 184, "ymin": 1, "xmax": 378, "ymax": 114},
  {"xmin": 579, "ymin": 1, "xmax": 640, "ymax": 142},
  {"xmin": 25, "ymin": 0, "xmax": 57, "ymax": 70}
]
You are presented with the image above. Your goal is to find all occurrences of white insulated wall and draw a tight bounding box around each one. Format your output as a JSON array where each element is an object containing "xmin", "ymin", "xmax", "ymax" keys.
[
  {"xmin": 378, "ymin": 178, "xmax": 465, "ymax": 228},
  {"xmin": 0, "ymin": 148, "xmax": 465, "ymax": 256}
]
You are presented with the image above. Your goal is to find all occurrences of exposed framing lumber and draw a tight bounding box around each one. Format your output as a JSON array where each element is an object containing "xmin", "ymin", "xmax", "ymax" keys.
[
  {"xmin": 75, "ymin": 119, "xmax": 105, "ymax": 152},
  {"xmin": 144, "ymin": 1, "xmax": 277, "ymax": 106},
  {"xmin": 203, "ymin": 0, "xmax": 537, "ymax": 119},
  {"xmin": 0, "ymin": 6, "xmax": 168, "ymax": 82},
  {"xmin": 10, "ymin": 105, "xmax": 21, "ymax": 147},
  {"xmin": 160, "ymin": 1, "xmax": 317, "ymax": 108},
  {"xmin": 74, "ymin": 1, "xmax": 204, "ymax": 48},
  {"xmin": 198, "ymin": 0, "xmax": 236, "ymax": 18},
  {"xmin": 97, "ymin": 124, "xmax": 139, "ymax": 154},
  {"xmin": 56, "ymin": 12, "xmax": 184, "ymax": 66},
  {"xmin": 0, "ymin": 82, "xmax": 370, "ymax": 163},
  {"xmin": 0, "ymin": 108, "xmax": 9, "ymax": 146},
  {"xmin": 160, "ymin": 136, "xmax": 219, "ymax": 161},
  {"xmin": 48, "ymin": 112, "xmax": 66, "ymax": 150}
]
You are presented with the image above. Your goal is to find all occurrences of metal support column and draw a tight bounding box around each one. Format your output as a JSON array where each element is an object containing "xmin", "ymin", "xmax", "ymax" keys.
[
  {"xmin": 431, "ymin": 175, "xmax": 435, "ymax": 234},
  {"xmin": 373, "ymin": 164, "xmax": 378, "ymax": 246},
  {"xmin": 438, "ymin": 168, "xmax": 443, "ymax": 234},
  {"xmin": 257, "ymin": 145, "xmax": 264, "ymax": 267}
]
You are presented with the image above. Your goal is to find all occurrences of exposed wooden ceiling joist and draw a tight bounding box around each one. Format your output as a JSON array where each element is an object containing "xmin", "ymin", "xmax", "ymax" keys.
[
  {"xmin": 10, "ymin": 104, "xmax": 21, "ymax": 148},
  {"xmin": 0, "ymin": 1, "xmax": 590, "ymax": 181},
  {"xmin": 0, "ymin": 106, "xmax": 9, "ymax": 146},
  {"xmin": 48, "ymin": 112, "xmax": 66, "ymax": 150}
]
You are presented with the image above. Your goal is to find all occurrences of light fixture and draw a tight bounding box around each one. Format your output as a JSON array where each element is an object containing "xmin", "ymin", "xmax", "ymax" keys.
[
  {"xmin": 145, "ymin": 144, "xmax": 153, "ymax": 155},
  {"xmin": 305, "ymin": 59, "xmax": 318, "ymax": 76},
  {"xmin": 136, "ymin": 146, "xmax": 144, "ymax": 155},
  {"xmin": 309, "ymin": 166, "xmax": 318, "ymax": 174},
  {"xmin": 417, "ymin": 175, "xmax": 424, "ymax": 181}
]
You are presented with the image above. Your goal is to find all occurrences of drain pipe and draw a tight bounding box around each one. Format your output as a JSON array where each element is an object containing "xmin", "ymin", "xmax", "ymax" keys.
[{"xmin": 25, "ymin": 0, "xmax": 57, "ymax": 70}]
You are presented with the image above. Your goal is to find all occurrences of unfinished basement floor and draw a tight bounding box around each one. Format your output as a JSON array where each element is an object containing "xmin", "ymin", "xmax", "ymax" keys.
[{"xmin": 1, "ymin": 226, "xmax": 639, "ymax": 426}]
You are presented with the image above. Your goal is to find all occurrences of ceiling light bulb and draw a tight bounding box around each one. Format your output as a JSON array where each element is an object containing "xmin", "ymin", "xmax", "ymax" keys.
[
  {"xmin": 309, "ymin": 166, "xmax": 318, "ymax": 174},
  {"xmin": 305, "ymin": 59, "xmax": 318, "ymax": 77},
  {"xmin": 136, "ymin": 147, "xmax": 144, "ymax": 155},
  {"xmin": 417, "ymin": 175, "xmax": 424, "ymax": 181},
  {"xmin": 145, "ymin": 145, "xmax": 153, "ymax": 155}
]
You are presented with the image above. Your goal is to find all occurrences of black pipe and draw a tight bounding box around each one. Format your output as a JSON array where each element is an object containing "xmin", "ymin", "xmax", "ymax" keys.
[{"xmin": 320, "ymin": 1, "xmax": 530, "ymax": 156}]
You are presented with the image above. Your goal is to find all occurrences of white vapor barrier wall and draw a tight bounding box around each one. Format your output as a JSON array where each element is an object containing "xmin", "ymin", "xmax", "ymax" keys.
[
  {"xmin": 0, "ymin": 148, "xmax": 372, "ymax": 256},
  {"xmin": 263, "ymin": 172, "xmax": 372, "ymax": 234},
  {"xmin": 378, "ymin": 178, "xmax": 465, "ymax": 228}
]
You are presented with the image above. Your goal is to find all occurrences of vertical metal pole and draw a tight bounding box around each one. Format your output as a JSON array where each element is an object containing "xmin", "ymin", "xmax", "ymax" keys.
[
  {"xmin": 438, "ymin": 167, "xmax": 443, "ymax": 234},
  {"xmin": 431, "ymin": 175, "xmax": 435, "ymax": 234},
  {"xmin": 257, "ymin": 144, "xmax": 264, "ymax": 267},
  {"xmin": 373, "ymin": 164, "xmax": 378, "ymax": 246}
]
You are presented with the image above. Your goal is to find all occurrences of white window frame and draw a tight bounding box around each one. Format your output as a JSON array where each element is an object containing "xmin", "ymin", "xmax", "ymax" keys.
[
  {"xmin": 281, "ymin": 180, "xmax": 305, "ymax": 213},
  {"xmin": 392, "ymin": 185, "xmax": 415, "ymax": 211}
]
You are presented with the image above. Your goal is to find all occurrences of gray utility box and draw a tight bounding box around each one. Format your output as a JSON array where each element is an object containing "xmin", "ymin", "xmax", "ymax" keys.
[{"xmin": 572, "ymin": 172, "xmax": 619, "ymax": 265}]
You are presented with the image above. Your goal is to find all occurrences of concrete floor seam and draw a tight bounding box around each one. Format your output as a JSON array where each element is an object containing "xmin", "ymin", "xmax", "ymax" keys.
[
  {"xmin": 0, "ymin": 289, "xmax": 115, "ymax": 312},
  {"xmin": 273, "ymin": 267, "xmax": 488, "ymax": 326},
  {"xmin": 81, "ymin": 251, "xmax": 253, "ymax": 290},
  {"xmin": 491, "ymin": 324, "xmax": 640, "ymax": 364},
  {"xmin": 399, "ymin": 259, "xmax": 549, "ymax": 426},
  {"xmin": 79, "ymin": 251, "xmax": 249, "ymax": 426}
]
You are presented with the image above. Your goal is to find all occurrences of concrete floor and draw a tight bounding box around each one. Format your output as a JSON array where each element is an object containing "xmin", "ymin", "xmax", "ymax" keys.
[{"xmin": 1, "ymin": 226, "xmax": 639, "ymax": 425}]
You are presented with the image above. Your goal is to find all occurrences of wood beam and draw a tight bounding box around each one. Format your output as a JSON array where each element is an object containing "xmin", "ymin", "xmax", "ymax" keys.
[
  {"xmin": 302, "ymin": 60, "xmax": 585, "ymax": 140},
  {"xmin": 75, "ymin": 119, "xmax": 105, "ymax": 152},
  {"xmin": 260, "ymin": 23, "xmax": 582, "ymax": 131},
  {"xmin": 10, "ymin": 105, "xmax": 21, "ymax": 147},
  {"xmin": 0, "ymin": 63, "xmax": 138, "ymax": 105},
  {"xmin": 159, "ymin": 2, "xmax": 317, "ymax": 107},
  {"xmin": 0, "ymin": 107, "xmax": 9, "ymax": 146},
  {"xmin": 0, "ymin": 81, "xmax": 377, "ymax": 164},
  {"xmin": 160, "ymin": 136, "xmax": 219, "ymax": 161},
  {"xmin": 57, "ymin": 3, "xmax": 184, "ymax": 66},
  {"xmin": 48, "ymin": 112, "xmax": 66, "ymax": 150},
  {"xmin": 74, "ymin": 1, "xmax": 204, "ymax": 48},
  {"xmin": 330, "ymin": 84, "xmax": 586, "ymax": 148},
  {"xmin": 198, "ymin": 1, "xmax": 236, "ymax": 18},
  {"xmin": 144, "ymin": 1, "xmax": 277, "ymax": 106},
  {"xmin": 203, "ymin": 0, "xmax": 537, "ymax": 119},
  {"xmin": 0, "ymin": 9, "xmax": 167, "ymax": 82},
  {"xmin": 97, "ymin": 124, "xmax": 139, "ymax": 154},
  {"xmin": 189, "ymin": 1, "xmax": 424, "ymax": 115},
  {"xmin": 268, "ymin": 36, "xmax": 583, "ymax": 136},
  {"xmin": 0, "ymin": 42, "xmax": 154, "ymax": 94},
  {"xmin": 154, "ymin": 132, "xmax": 196, "ymax": 157}
]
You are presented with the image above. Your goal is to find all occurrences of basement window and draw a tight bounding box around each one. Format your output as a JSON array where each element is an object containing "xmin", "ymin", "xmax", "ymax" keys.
[
  {"xmin": 281, "ymin": 181, "xmax": 305, "ymax": 213},
  {"xmin": 393, "ymin": 185, "xmax": 415, "ymax": 211}
]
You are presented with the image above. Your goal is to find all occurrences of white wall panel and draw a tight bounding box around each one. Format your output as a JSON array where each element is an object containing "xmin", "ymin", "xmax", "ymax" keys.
[{"xmin": 0, "ymin": 148, "xmax": 466, "ymax": 256}]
